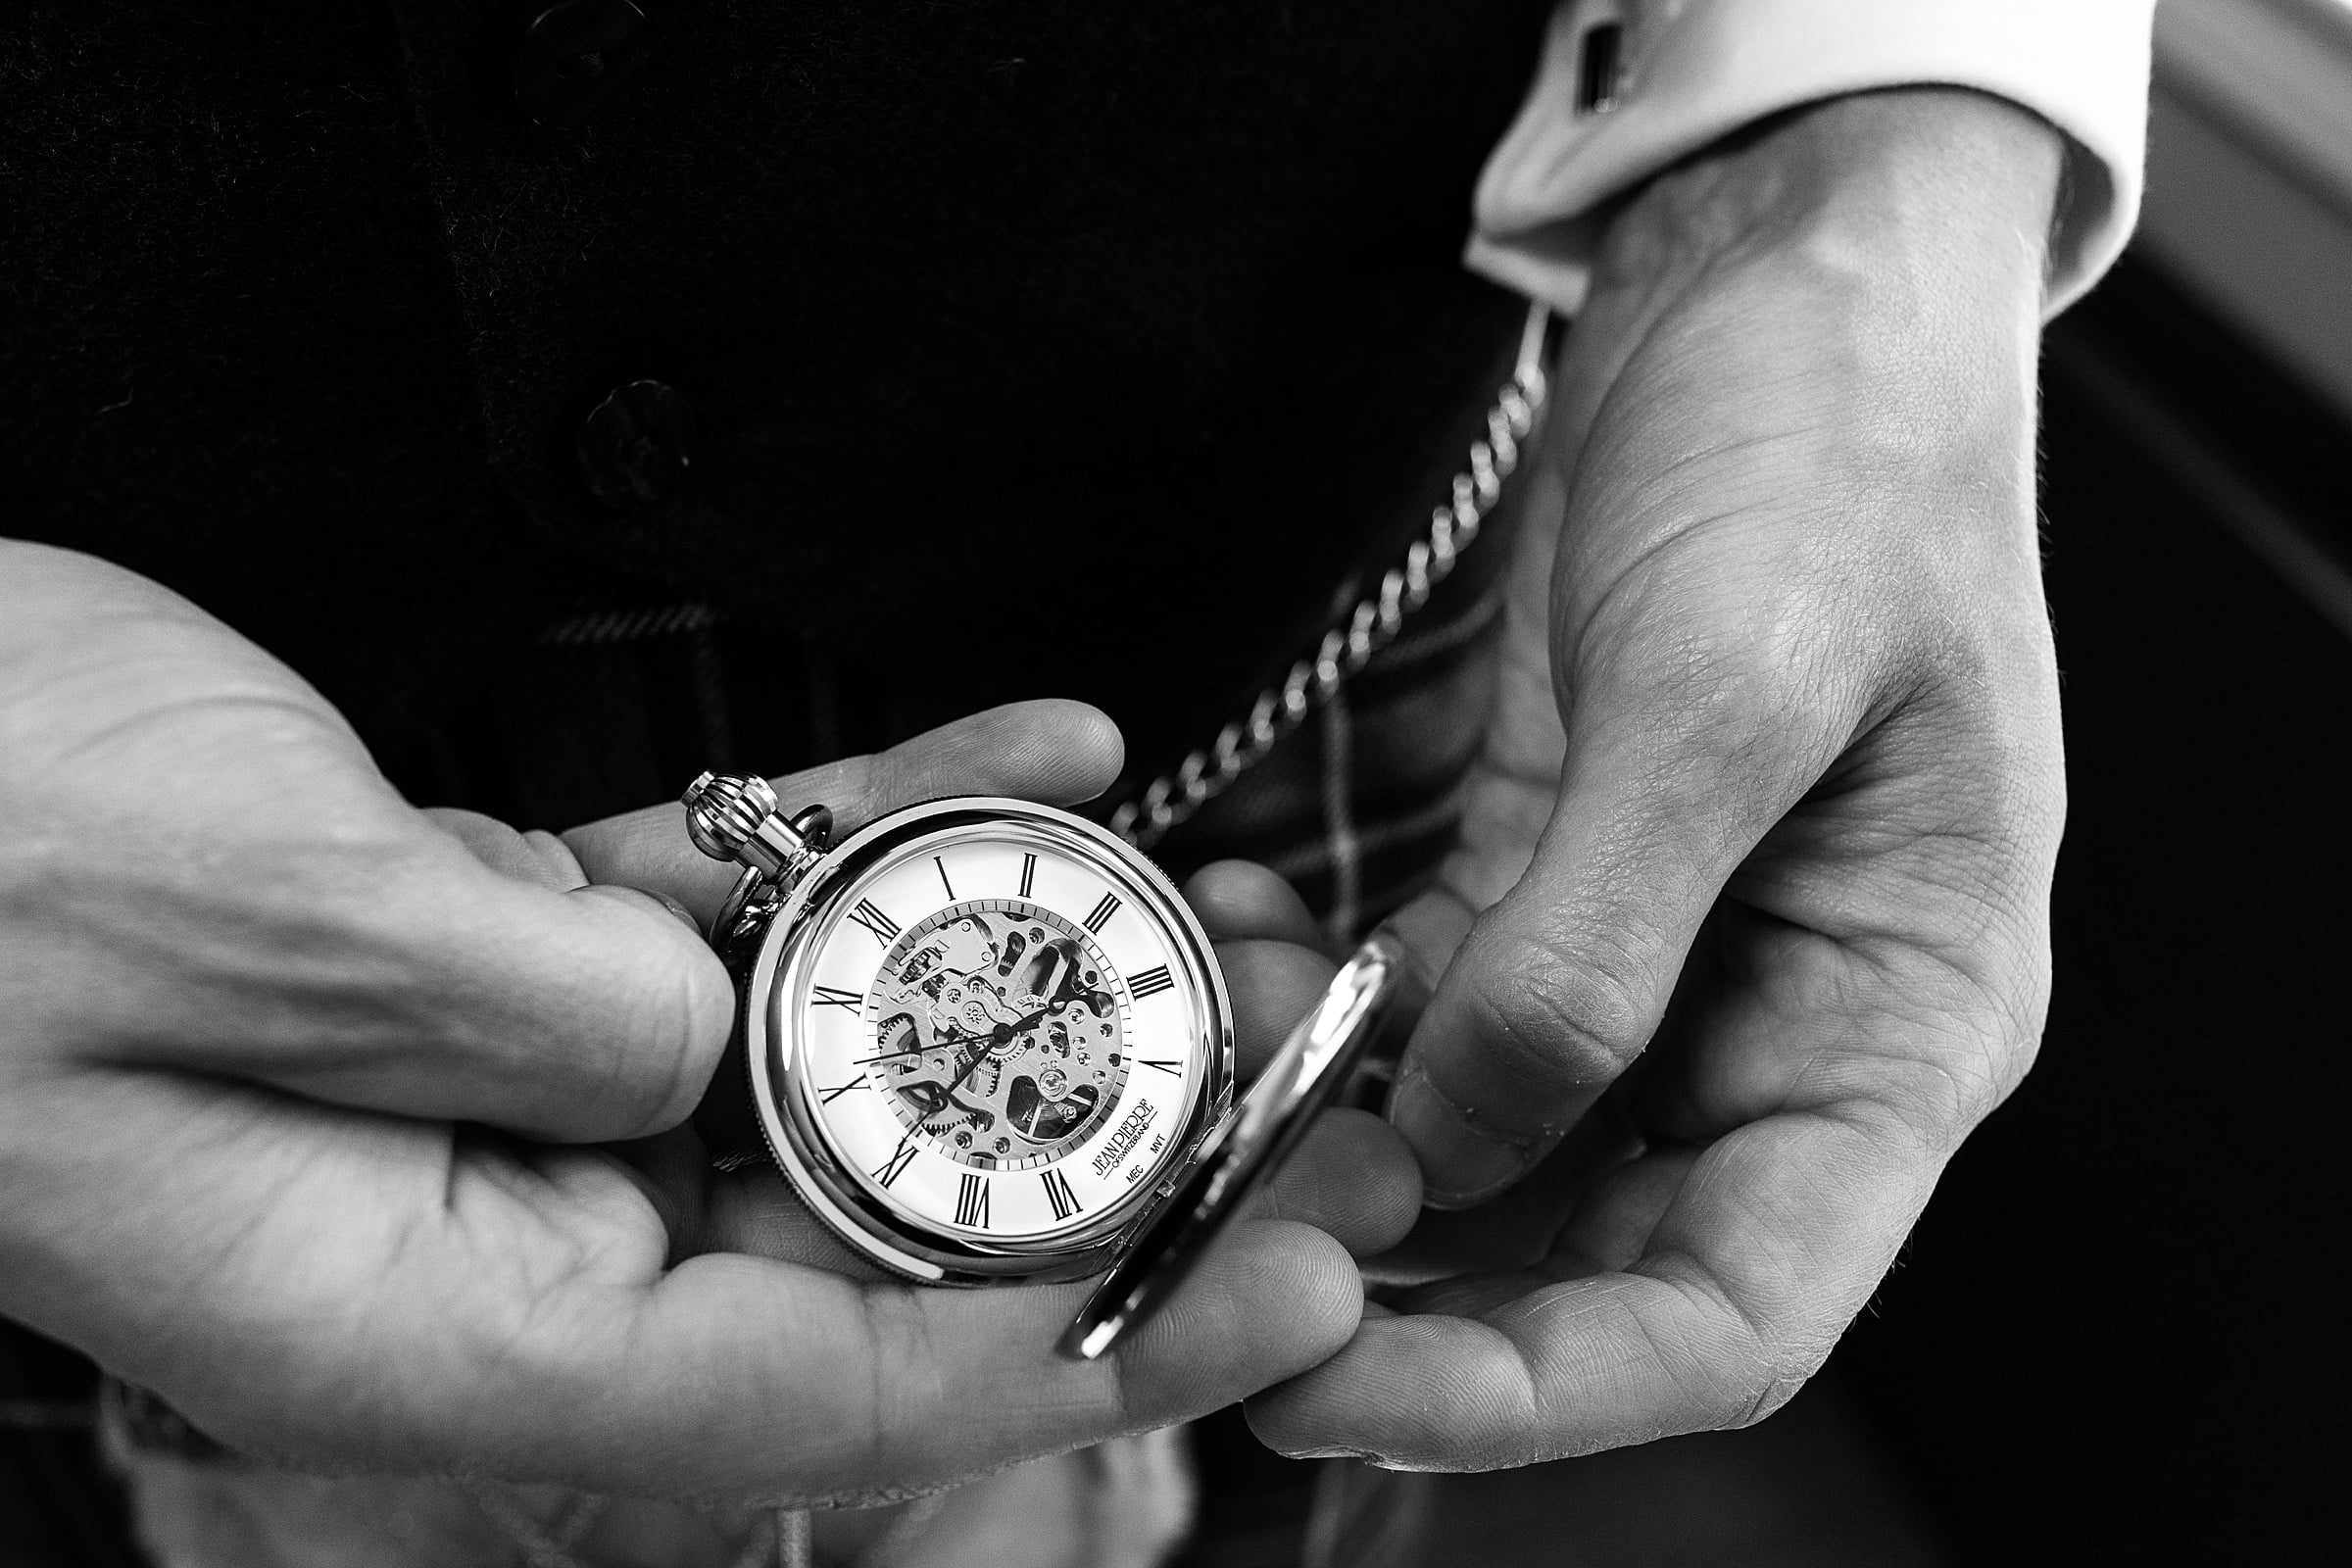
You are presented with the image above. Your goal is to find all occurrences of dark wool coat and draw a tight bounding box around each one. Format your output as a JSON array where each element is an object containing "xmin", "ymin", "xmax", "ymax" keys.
[{"xmin": 2, "ymin": 1, "xmax": 1547, "ymax": 831}]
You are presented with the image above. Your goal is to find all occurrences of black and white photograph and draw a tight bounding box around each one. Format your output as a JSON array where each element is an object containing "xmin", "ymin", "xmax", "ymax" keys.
[{"xmin": 2, "ymin": 2, "xmax": 2340, "ymax": 1563}]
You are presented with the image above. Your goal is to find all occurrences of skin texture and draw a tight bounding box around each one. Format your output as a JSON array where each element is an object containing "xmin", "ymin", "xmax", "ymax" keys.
[
  {"xmin": 1238, "ymin": 87, "xmax": 2072, "ymax": 1468},
  {"xmin": 0, "ymin": 541, "xmax": 1419, "ymax": 1502}
]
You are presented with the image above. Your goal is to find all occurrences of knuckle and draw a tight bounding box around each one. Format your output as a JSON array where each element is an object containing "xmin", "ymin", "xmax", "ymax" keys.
[
  {"xmin": 1852, "ymin": 942, "xmax": 2052, "ymax": 1153},
  {"xmin": 1721, "ymin": 1342, "xmax": 1831, "ymax": 1432},
  {"xmin": 518, "ymin": 829, "xmax": 587, "ymax": 888},
  {"xmin": 1583, "ymin": 610, "xmax": 1859, "ymax": 846},
  {"xmin": 1468, "ymin": 927, "xmax": 1654, "ymax": 1092},
  {"xmin": 1605, "ymin": 607, "xmax": 1831, "ymax": 769},
  {"xmin": 578, "ymin": 947, "xmax": 735, "ymax": 1137},
  {"xmin": 1649, "ymin": 1267, "xmax": 1833, "ymax": 1436}
]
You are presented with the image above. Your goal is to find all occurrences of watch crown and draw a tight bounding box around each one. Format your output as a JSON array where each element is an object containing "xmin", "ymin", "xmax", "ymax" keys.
[
  {"xmin": 682, "ymin": 771, "xmax": 832, "ymax": 883},
  {"xmin": 683, "ymin": 769, "xmax": 776, "ymax": 859}
]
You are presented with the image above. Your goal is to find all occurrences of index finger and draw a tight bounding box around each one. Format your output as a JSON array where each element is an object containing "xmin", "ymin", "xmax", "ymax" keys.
[
  {"xmin": 1388, "ymin": 649, "xmax": 1848, "ymax": 1206},
  {"xmin": 562, "ymin": 700, "xmax": 1125, "ymax": 926}
]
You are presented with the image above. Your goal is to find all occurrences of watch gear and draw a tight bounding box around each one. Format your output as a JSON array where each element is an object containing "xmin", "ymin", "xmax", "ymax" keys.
[{"xmin": 868, "ymin": 904, "xmax": 1128, "ymax": 1168}]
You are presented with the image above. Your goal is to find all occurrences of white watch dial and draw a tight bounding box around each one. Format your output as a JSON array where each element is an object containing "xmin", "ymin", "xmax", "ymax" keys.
[{"xmin": 791, "ymin": 832, "xmax": 1203, "ymax": 1242}]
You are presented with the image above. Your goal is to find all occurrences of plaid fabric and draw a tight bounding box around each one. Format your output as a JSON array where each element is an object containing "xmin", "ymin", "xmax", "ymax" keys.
[{"xmin": 1147, "ymin": 526, "xmax": 1515, "ymax": 946}]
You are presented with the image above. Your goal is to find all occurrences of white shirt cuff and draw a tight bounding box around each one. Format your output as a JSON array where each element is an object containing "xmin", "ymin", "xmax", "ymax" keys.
[{"xmin": 1468, "ymin": 0, "xmax": 2155, "ymax": 317}]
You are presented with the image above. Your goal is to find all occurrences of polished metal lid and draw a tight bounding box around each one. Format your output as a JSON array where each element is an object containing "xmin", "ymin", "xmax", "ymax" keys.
[{"xmin": 1061, "ymin": 931, "xmax": 1414, "ymax": 1360}]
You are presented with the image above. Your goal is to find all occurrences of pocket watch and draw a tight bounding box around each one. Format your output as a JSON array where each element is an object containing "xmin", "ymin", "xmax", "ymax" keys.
[{"xmin": 681, "ymin": 771, "xmax": 1408, "ymax": 1358}]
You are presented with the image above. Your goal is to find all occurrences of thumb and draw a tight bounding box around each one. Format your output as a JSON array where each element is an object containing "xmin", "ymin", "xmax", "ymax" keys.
[
  {"xmin": 1389, "ymin": 651, "xmax": 1850, "ymax": 1207},
  {"xmin": 152, "ymin": 700, "xmax": 1122, "ymax": 1143},
  {"xmin": 74, "ymin": 809, "xmax": 740, "ymax": 1145}
]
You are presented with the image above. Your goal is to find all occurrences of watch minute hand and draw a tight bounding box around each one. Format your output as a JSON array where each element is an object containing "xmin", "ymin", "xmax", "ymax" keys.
[{"xmin": 853, "ymin": 1024, "xmax": 989, "ymax": 1069}]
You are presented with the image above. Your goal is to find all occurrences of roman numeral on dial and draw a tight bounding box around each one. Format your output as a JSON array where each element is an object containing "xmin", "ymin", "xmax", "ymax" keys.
[
  {"xmin": 1128, "ymin": 964, "xmax": 1175, "ymax": 1001},
  {"xmin": 1084, "ymin": 893, "xmax": 1121, "ymax": 934},
  {"xmin": 849, "ymin": 899, "xmax": 901, "ymax": 944},
  {"xmin": 1018, "ymin": 854, "xmax": 1037, "ymax": 899},
  {"xmin": 1041, "ymin": 1167, "xmax": 1082, "ymax": 1221},
  {"xmin": 810, "ymin": 985, "xmax": 863, "ymax": 1011},
  {"xmin": 871, "ymin": 1142, "xmax": 917, "ymax": 1188},
  {"xmin": 955, "ymin": 1172, "xmax": 991, "ymax": 1229}
]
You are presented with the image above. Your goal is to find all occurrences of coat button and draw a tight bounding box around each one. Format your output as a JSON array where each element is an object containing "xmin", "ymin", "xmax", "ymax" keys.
[
  {"xmin": 578, "ymin": 379, "xmax": 693, "ymax": 507},
  {"xmin": 513, "ymin": 0, "xmax": 657, "ymax": 129}
]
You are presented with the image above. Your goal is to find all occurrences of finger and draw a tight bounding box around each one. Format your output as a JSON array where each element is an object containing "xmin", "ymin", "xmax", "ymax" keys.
[
  {"xmin": 1388, "ymin": 636, "xmax": 1857, "ymax": 1206},
  {"xmin": 4, "ymin": 564, "xmax": 734, "ymax": 1144},
  {"xmin": 597, "ymin": 1123, "xmax": 716, "ymax": 1264},
  {"xmin": 328, "ymin": 867, "xmax": 739, "ymax": 1140},
  {"xmin": 65, "ymin": 797, "xmax": 738, "ymax": 1143},
  {"xmin": 563, "ymin": 700, "xmax": 1124, "ymax": 928},
  {"xmin": 419, "ymin": 808, "xmax": 584, "ymax": 888},
  {"xmin": 1372, "ymin": 1139, "xmax": 1695, "ymax": 1317},
  {"xmin": 1184, "ymin": 860, "xmax": 1320, "ymax": 947},
  {"xmin": 1361, "ymin": 1097, "xmax": 1644, "ymax": 1289},
  {"xmin": 1249, "ymin": 1107, "xmax": 1422, "ymax": 1258},
  {"xmin": 425, "ymin": 811, "xmax": 705, "ymax": 938},
  {"xmin": 1217, "ymin": 938, "xmax": 1337, "ymax": 1080},
  {"xmin": 574, "ymin": 881, "xmax": 704, "ymax": 938},
  {"xmin": 1247, "ymin": 1100, "xmax": 1931, "ymax": 1469}
]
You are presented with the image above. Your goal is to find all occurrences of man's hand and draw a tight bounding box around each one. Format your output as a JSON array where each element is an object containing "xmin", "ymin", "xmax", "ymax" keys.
[
  {"xmin": 1249, "ymin": 88, "xmax": 2069, "ymax": 1466},
  {"xmin": 0, "ymin": 543, "xmax": 1417, "ymax": 1500}
]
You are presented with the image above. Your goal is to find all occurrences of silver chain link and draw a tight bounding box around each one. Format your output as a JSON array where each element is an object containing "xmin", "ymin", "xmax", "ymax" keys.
[{"xmin": 1110, "ymin": 301, "xmax": 1554, "ymax": 851}]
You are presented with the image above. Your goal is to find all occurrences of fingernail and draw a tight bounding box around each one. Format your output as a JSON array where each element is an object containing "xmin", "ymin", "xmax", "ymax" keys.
[
  {"xmin": 1389, "ymin": 1069, "xmax": 1553, "ymax": 1210},
  {"xmin": 1284, "ymin": 1446, "xmax": 1389, "ymax": 1463}
]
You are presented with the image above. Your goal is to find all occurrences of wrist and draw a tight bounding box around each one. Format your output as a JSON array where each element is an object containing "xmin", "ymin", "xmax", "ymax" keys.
[
  {"xmin": 1591, "ymin": 86, "xmax": 2064, "ymax": 341},
  {"xmin": 1556, "ymin": 87, "xmax": 2063, "ymax": 513}
]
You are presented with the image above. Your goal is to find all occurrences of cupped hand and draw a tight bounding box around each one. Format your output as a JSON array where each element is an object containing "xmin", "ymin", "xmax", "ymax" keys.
[
  {"xmin": 0, "ymin": 542, "xmax": 1416, "ymax": 1502},
  {"xmin": 1248, "ymin": 89, "xmax": 2071, "ymax": 1467},
  {"xmin": 557, "ymin": 809, "xmax": 1421, "ymax": 1505}
]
